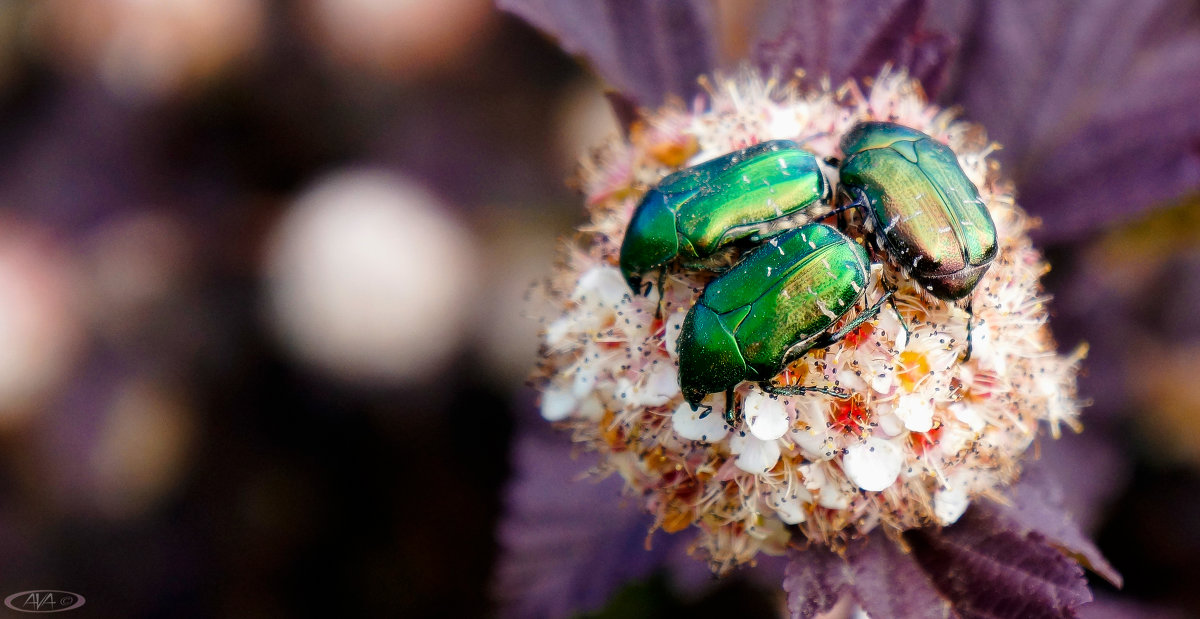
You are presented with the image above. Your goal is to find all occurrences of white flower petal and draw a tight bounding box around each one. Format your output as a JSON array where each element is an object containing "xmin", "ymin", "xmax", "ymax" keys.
[
  {"xmin": 743, "ymin": 390, "xmax": 789, "ymax": 440},
  {"xmin": 939, "ymin": 423, "xmax": 974, "ymax": 456},
  {"xmin": 772, "ymin": 489, "xmax": 807, "ymax": 525},
  {"xmin": 790, "ymin": 399, "xmax": 835, "ymax": 460},
  {"xmin": 577, "ymin": 393, "xmax": 605, "ymax": 421},
  {"xmin": 934, "ymin": 483, "xmax": 970, "ymax": 525},
  {"xmin": 877, "ymin": 305, "xmax": 907, "ymax": 353},
  {"xmin": 950, "ymin": 402, "xmax": 986, "ymax": 432},
  {"xmin": 802, "ymin": 463, "xmax": 849, "ymax": 510},
  {"xmin": 875, "ymin": 410, "xmax": 906, "ymax": 437},
  {"xmin": 636, "ymin": 365, "xmax": 678, "ymax": 407},
  {"xmin": 843, "ymin": 437, "xmax": 903, "ymax": 492},
  {"xmin": 543, "ymin": 315, "xmax": 573, "ymax": 348},
  {"xmin": 893, "ymin": 394, "xmax": 933, "ymax": 432},
  {"xmin": 730, "ymin": 433, "xmax": 781, "ymax": 474},
  {"xmin": 572, "ymin": 367, "xmax": 597, "ymax": 399},
  {"xmin": 671, "ymin": 401, "xmax": 729, "ymax": 442},
  {"xmin": 574, "ymin": 265, "xmax": 628, "ymax": 307},
  {"xmin": 540, "ymin": 384, "xmax": 576, "ymax": 421},
  {"xmin": 869, "ymin": 364, "xmax": 896, "ymax": 394},
  {"xmin": 663, "ymin": 310, "xmax": 687, "ymax": 359}
]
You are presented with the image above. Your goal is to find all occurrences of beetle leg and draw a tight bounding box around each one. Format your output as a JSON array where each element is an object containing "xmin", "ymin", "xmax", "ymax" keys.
[
  {"xmin": 811, "ymin": 290, "xmax": 894, "ymax": 350},
  {"xmin": 697, "ymin": 403, "xmax": 714, "ymax": 420},
  {"xmin": 759, "ymin": 381, "xmax": 851, "ymax": 399},
  {"xmin": 959, "ymin": 299, "xmax": 974, "ymax": 362},
  {"xmin": 882, "ymin": 281, "xmax": 910, "ymax": 339},
  {"xmin": 722, "ymin": 389, "xmax": 740, "ymax": 426},
  {"xmin": 654, "ymin": 269, "xmax": 667, "ymax": 319}
]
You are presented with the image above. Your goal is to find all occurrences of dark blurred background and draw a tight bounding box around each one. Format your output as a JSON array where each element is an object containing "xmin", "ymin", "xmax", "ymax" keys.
[{"xmin": 0, "ymin": 1, "xmax": 1194, "ymax": 617}]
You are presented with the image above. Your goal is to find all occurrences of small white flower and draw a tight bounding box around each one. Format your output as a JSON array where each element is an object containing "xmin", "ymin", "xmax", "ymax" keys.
[
  {"xmin": 671, "ymin": 400, "xmax": 730, "ymax": 442},
  {"xmin": 744, "ymin": 390, "xmax": 790, "ymax": 440},
  {"xmin": 934, "ymin": 475, "xmax": 972, "ymax": 525},
  {"xmin": 874, "ymin": 402, "xmax": 907, "ymax": 437},
  {"xmin": 791, "ymin": 399, "xmax": 836, "ymax": 460},
  {"xmin": 843, "ymin": 437, "xmax": 903, "ymax": 491},
  {"xmin": 577, "ymin": 393, "xmax": 605, "ymax": 421},
  {"xmin": 543, "ymin": 315, "xmax": 573, "ymax": 349},
  {"xmin": 573, "ymin": 265, "xmax": 628, "ymax": 307},
  {"xmin": 663, "ymin": 309, "xmax": 687, "ymax": 359},
  {"xmin": 540, "ymin": 383, "xmax": 576, "ymax": 421},
  {"xmin": 635, "ymin": 364, "xmax": 678, "ymax": 407},
  {"xmin": 802, "ymin": 462, "xmax": 850, "ymax": 510},
  {"xmin": 572, "ymin": 367, "xmax": 598, "ymax": 399},
  {"xmin": 730, "ymin": 433, "xmax": 782, "ymax": 474},
  {"xmin": 949, "ymin": 402, "xmax": 986, "ymax": 432},
  {"xmin": 893, "ymin": 394, "xmax": 934, "ymax": 432},
  {"xmin": 877, "ymin": 305, "xmax": 908, "ymax": 353},
  {"xmin": 938, "ymin": 421, "xmax": 975, "ymax": 456},
  {"xmin": 772, "ymin": 487, "xmax": 808, "ymax": 525}
]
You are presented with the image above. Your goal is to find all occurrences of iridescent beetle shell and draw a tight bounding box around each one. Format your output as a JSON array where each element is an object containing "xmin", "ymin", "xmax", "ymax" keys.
[
  {"xmin": 838, "ymin": 122, "xmax": 997, "ymax": 300},
  {"xmin": 619, "ymin": 139, "xmax": 830, "ymax": 291},
  {"xmin": 676, "ymin": 223, "xmax": 871, "ymax": 407}
]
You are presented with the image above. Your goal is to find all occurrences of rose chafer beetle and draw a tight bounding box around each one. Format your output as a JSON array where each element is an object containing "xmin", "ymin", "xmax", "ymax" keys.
[
  {"xmin": 675, "ymin": 222, "xmax": 890, "ymax": 421},
  {"xmin": 619, "ymin": 139, "xmax": 831, "ymax": 294},
  {"xmin": 838, "ymin": 121, "xmax": 997, "ymax": 301}
]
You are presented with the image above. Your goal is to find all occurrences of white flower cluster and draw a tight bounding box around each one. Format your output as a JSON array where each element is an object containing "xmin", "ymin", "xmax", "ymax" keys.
[{"xmin": 534, "ymin": 70, "xmax": 1085, "ymax": 571}]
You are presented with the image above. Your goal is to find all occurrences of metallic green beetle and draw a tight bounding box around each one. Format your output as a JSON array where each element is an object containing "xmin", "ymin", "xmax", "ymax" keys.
[
  {"xmin": 838, "ymin": 122, "xmax": 997, "ymax": 300},
  {"xmin": 619, "ymin": 139, "xmax": 830, "ymax": 293},
  {"xmin": 676, "ymin": 223, "xmax": 887, "ymax": 413}
]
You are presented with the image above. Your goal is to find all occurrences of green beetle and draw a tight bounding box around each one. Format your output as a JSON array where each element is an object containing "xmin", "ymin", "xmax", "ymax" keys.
[
  {"xmin": 838, "ymin": 122, "xmax": 997, "ymax": 300},
  {"xmin": 619, "ymin": 139, "xmax": 830, "ymax": 294},
  {"xmin": 676, "ymin": 223, "xmax": 889, "ymax": 417}
]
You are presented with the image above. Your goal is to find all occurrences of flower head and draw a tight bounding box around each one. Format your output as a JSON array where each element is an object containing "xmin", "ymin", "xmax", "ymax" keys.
[{"xmin": 533, "ymin": 69, "xmax": 1086, "ymax": 572}]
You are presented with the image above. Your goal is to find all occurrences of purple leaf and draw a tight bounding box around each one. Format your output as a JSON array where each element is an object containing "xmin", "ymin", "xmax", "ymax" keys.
[
  {"xmin": 1078, "ymin": 593, "xmax": 1190, "ymax": 619},
  {"xmin": 948, "ymin": 0, "xmax": 1200, "ymax": 242},
  {"xmin": 1034, "ymin": 431, "xmax": 1129, "ymax": 533},
  {"xmin": 782, "ymin": 546, "xmax": 853, "ymax": 618},
  {"xmin": 845, "ymin": 532, "xmax": 954, "ymax": 618},
  {"xmin": 753, "ymin": 0, "xmax": 958, "ymax": 99},
  {"xmin": 909, "ymin": 509, "xmax": 1093, "ymax": 619},
  {"xmin": 985, "ymin": 460, "xmax": 1123, "ymax": 588},
  {"xmin": 492, "ymin": 429, "xmax": 694, "ymax": 617},
  {"xmin": 497, "ymin": 0, "xmax": 717, "ymax": 107}
]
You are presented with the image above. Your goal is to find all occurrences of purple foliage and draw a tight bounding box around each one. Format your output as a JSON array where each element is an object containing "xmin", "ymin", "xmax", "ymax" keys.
[
  {"xmin": 1035, "ymin": 433, "xmax": 1129, "ymax": 533},
  {"xmin": 783, "ymin": 470, "xmax": 1115, "ymax": 619},
  {"xmin": 1078, "ymin": 593, "xmax": 1191, "ymax": 619},
  {"xmin": 497, "ymin": 0, "xmax": 717, "ymax": 107},
  {"xmin": 753, "ymin": 0, "xmax": 957, "ymax": 98},
  {"xmin": 949, "ymin": 0, "xmax": 1200, "ymax": 242},
  {"xmin": 909, "ymin": 511, "xmax": 1093, "ymax": 619},
  {"xmin": 986, "ymin": 459, "xmax": 1123, "ymax": 587},
  {"xmin": 493, "ymin": 429, "xmax": 696, "ymax": 617},
  {"xmin": 782, "ymin": 545, "xmax": 852, "ymax": 618},
  {"xmin": 845, "ymin": 533, "xmax": 952, "ymax": 619}
]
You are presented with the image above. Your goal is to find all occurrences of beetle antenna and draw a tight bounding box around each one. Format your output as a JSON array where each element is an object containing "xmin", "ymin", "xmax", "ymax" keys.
[
  {"xmin": 823, "ymin": 198, "xmax": 866, "ymax": 220},
  {"xmin": 795, "ymin": 131, "xmax": 830, "ymax": 147}
]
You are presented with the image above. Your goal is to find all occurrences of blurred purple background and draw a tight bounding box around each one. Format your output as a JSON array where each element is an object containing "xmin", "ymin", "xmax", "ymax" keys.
[{"xmin": 0, "ymin": 1, "xmax": 1194, "ymax": 617}]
